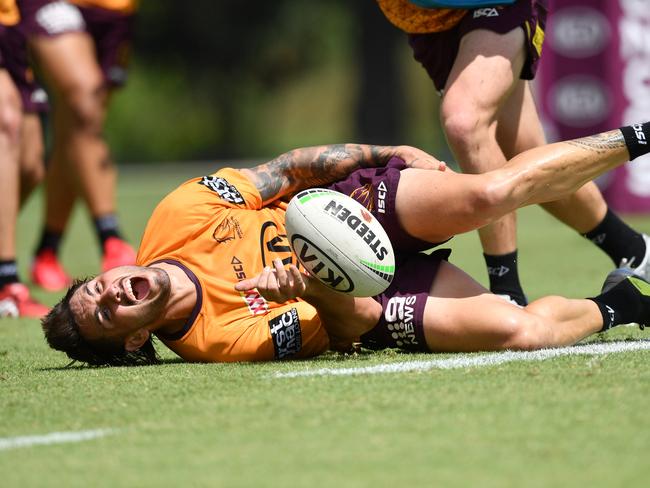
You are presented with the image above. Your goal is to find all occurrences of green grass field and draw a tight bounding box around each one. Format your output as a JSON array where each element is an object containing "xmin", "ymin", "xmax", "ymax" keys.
[{"xmin": 2, "ymin": 164, "xmax": 650, "ymax": 487}]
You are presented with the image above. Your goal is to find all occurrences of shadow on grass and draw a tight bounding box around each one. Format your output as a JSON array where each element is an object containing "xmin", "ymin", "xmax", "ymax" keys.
[
  {"xmin": 37, "ymin": 336, "xmax": 650, "ymax": 372},
  {"xmin": 38, "ymin": 356, "xmax": 186, "ymax": 371}
]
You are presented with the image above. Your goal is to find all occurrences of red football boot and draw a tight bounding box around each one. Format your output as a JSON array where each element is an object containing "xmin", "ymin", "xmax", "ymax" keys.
[
  {"xmin": 102, "ymin": 237, "xmax": 136, "ymax": 272},
  {"xmin": 31, "ymin": 250, "xmax": 72, "ymax": 291},
  {"xmin": 0, "ymin": 282, "xmax": 50, "ymax": 319}
]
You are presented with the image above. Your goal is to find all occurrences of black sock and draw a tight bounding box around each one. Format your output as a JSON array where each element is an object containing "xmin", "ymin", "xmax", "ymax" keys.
[
  {"xmin": 0, "ymin": 260, "xmax": 19, "ymax": 287},
  {"xmin": 582, "ymin": 209, "xmax": 646, "ymax": 266},
  {"xmin": 93, "ymin": 214, "xmax": 122, "ymax": 248},
  {"xmin": 35, "ymin": 229, "xmax": 64, "ymax": 256},
  {"xmin": 589, "ymin": 276, "xmax": 650, "ymax": 330},
  {"xmin": 484, "ymin": 251, "xmax": 527, "ymax": 305},
  {"xmin": 620, "ymin": 122, "xmax": 650, "ymax": 160}
]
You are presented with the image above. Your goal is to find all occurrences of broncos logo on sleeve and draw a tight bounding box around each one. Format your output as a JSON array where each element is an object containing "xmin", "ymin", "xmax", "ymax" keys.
[{"xmin": 198, "ymin": 176, "xmax": 245, "ymax": 205}]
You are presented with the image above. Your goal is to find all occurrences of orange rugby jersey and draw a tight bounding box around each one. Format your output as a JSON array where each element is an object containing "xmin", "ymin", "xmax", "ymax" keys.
[
  {"xmin": 69, "ymin": 0, "xmax": 138, "ymax": 14},
  {"xmin": 137, "ymin": 168, "xmax": 330, "ymax": 362},
  {"xmin": 0, "ymin": 0, "xmax": 19, "ymax": 26},
  {"xmin": 376, "ymin": 0, "xmax": 466, "ymax": 33}
]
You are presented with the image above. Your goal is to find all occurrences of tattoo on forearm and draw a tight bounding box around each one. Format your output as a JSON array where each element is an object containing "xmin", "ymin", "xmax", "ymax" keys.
[
  {"xmin": 247, "ymin": 143, "xmax": 389, "ymax": 202},
  {"xmin": 567, "ymin": 130, "xmax": 626, "ymax": 154},
  {"xmin": 246, "ymin": 152, "xmax": 294, "ymax": 202}
]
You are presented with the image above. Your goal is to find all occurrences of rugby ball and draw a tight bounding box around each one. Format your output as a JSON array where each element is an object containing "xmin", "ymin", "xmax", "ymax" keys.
[{"xmin": 285, "ymin": 188, "xmax": 395, "ymax": 297}]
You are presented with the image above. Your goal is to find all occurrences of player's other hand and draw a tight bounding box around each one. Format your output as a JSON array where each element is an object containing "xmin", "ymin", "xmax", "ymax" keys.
[
  {"xmin": 395, "ymin": 145, "xmax": 447, "ymax": 171},
  {"xmin": 234, "ymin": 258, "xmax": 306, "ymax": 303}
]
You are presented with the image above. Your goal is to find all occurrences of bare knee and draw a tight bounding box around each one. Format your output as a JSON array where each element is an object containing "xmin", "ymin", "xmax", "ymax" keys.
[
  {"xmin": 463, "ymin": 174, "xmax": 515, "ymax": 225},
  {"xmin": 20, "ymin": 152, "xmax": 45, "ymax": 190},
  {"xmin": 0, "ymin": 97, "xmax": 23, "ymax": 145},
  {"xmin": 502, "ymin": 315, "xmax": 548, "ymax": 351},
  {"xmin": 60, "ymin": 80, "xmax": 107, "ymax": 132},
  {"xmin": 440, "ymin": 102, "xmax": 484, "ymax": 154}
]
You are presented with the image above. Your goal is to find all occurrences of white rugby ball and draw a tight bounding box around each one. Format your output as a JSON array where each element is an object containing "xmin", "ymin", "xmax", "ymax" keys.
[{"xmin": 285, "ymin": 188, "xmax": 395, "ymax": 297}]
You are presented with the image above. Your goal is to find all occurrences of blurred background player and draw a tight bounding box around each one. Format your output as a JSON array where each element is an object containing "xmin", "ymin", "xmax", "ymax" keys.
[
  {"xmin": 16, "ymin": 0, "xmax": 137, "ymax": 291},
  {"xmin": 376, "ymin": 0, "xmax": 650, "ymax": 305},
  {"xmin": 0, "ymin": 0, "xmax": 49, "ymax": 317}
]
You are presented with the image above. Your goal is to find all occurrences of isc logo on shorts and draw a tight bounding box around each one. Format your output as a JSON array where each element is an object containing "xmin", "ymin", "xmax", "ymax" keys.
[
  {"xmin": 377, "ymin": 181, "xmax": 387, "ymax": 214},
  {"xmin": 269, "ymin": 308, "xmax": 302, "ymax": 359}
]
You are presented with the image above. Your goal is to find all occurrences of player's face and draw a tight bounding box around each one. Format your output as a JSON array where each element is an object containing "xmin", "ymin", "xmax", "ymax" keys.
[{"xmin": 69, "ymin": 265, "xmax": 171, "ymax": 343}]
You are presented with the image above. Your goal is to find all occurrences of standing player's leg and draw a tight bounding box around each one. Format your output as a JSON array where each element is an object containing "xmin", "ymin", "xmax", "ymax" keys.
[
  {"xmin": 542, "ymin": 182, "xmax": 650, "ymax": 280},
  {"xmin": 501, "ymin": 82, "xmax": 650, "ymax": 280},
  {"xmin": 27, "ymin": 10, "xmax": 135, "ymax": 290},
  {"xmin": 18, "ymin": 112, "xmax": 45, "ymax": 204},
  {"xmin": 30, "ymin": 101, "xmax": 78, "ymax": 290},
  {"xmin": 0, "ymin": 70, "xmax": 23, "ymax": 317},
  {"xmin": 542, "ymin": 184, "xmax": 650, "ymax": 280},
  {"xmin": 440, "ymin": 26, "xmax": 529, "ymax": 305},
  {"xmin": 0, "ymin": 69, "xmax": 48, "ymax": 318}
]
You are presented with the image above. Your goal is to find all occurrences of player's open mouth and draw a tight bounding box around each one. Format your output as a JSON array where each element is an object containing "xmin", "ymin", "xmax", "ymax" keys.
[{"xmin": 123, "ymin": 277, "xmax": 151, "ymax": 304}]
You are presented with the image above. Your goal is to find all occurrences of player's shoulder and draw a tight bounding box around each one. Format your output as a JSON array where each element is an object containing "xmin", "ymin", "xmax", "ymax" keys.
[{"xmin": 155, "ymin": 168, "xmax": 259, "ymax": 214}]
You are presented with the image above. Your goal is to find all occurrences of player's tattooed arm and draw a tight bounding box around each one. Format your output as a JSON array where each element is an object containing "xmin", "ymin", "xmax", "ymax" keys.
[
  {"xmin": 240, "ymin": 144, "xmax": 389, "ymax": 203},
  {"xmin": 241, "ymin": 143, "xmax": 445, "ymax": 204},
  {"xmin": 566, "ymin": 129, "xmax": 627, "ymax": 155}
]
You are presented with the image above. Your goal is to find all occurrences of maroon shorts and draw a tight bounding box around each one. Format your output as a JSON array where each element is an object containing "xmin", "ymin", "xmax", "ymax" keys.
[
  {"xmin": 327, "ymin": 156, "xmax": 443, "ymax": 253},
  {"xmin": 327, "ymin": 158, "xmax": 452, "ymax": 352},
  {"xmin": 0, "ymin": 24, "xmax": 47, "ymax": 113},
  {"xmin": 408, "ymin": 0, "xmax": 548, "ymax": 92},
  {"xmin": 17, "ymin": 0, "xmax": 134, "ymax": 86},
  {"xmin": 361, "ymin": 249, "xmax": 451, "ymax": 352}
]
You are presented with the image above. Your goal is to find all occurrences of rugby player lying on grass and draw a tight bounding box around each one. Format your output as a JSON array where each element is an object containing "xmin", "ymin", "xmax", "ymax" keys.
[{"xmin": 42, "ymin": 123, "xmax": 650, "ymax": 366}]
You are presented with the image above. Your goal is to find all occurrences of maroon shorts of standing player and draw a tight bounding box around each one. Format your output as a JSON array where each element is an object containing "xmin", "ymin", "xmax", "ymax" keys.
[
  {"xmin": 408, "ymin": 0, "xmax": 548, "ymax": 92},
  {"xmin": 16, "ymin": 0, "xmax": 134, "ymax": 87},
  {"xmin": 327, "ymin": 157, "xmax": 451, "ymax": 352},
  {"xmin": 0, "ymin": 23, "xmax": 48, "ymax": 113}
]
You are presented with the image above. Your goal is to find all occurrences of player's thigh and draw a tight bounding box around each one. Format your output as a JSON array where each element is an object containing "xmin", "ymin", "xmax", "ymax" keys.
[
  {"xmin": 496, "ymin": 80, "xmax": 546, "ymax": 159},
  {"xmin": 29, "ymin": 32, "xmax": 103, "ymax": 96},
  {"xmin": 442, "ymin": 27, "xmax": 527, "ymax": 121},
  {"xmin": 395, "ymin": 168, "xmax": 499, "ymax": 242},
  {"xmin": 19, "ymin": 113, "xmax": 45, "ymax": 187},
  {"xmin": 0, "ymin": 70, "xmax": 22, "ymax": 134},
  {"xmin": 422, "ymin": 293, "xmax": 533, "ymax": 353}
]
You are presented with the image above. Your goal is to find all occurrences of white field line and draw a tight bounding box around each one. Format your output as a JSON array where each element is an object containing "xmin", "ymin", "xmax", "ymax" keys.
[
  {"xmin": 0, "ymin": 428, "xmax": 117, "ymax": 451},
  {"xmin": 273, "ymin": 340, "xmax": 650, "ymax": 379}
]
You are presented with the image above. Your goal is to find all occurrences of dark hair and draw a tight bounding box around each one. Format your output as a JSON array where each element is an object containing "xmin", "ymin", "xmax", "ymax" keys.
[{"xmin": 41, "ymin": 278, "xmax": 159, "ymax": 367}]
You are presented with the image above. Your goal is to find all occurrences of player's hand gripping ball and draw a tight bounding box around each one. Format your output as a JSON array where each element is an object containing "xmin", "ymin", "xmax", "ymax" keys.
[{"xmin": 285, "ymin": 189, "xmax": 395, "ymax": 297}]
